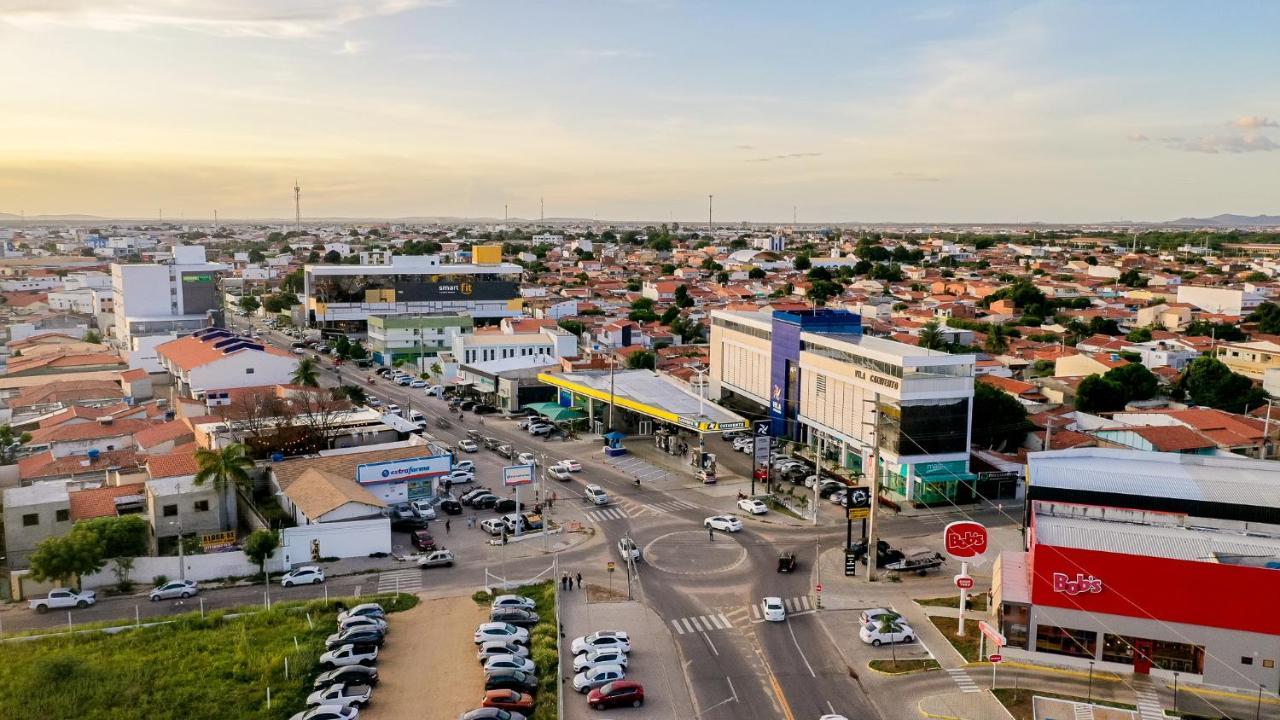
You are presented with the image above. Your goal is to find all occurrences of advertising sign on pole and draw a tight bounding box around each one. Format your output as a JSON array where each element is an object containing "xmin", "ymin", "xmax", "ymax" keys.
[
  {"xmin": 503, "ymin": 464, "xmax": 535, "ymax": 487},
  {"xmin": 943, "ymin": 521, "xmax": 989, "ymax": 559},
  {"xmin": 954, "ymin": 574, "xmax": 974, "ymax": 590},
  {"xmin": 753, "ymin": 436, "xmax": 772, "ymax": 465}
]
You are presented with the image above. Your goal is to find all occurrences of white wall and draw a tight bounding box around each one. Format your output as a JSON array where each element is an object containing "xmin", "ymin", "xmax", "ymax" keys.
[
  {"xmin": 187, "ymin": 351, "xmax": 298, "ymax": 393},
  {"xmin": 128, "ymin": 333, "xmax": 179, "ymax": 373},
  {"xmin": 78, "ymin": 551, "xmax": 267, "ymax": 590},
  {"xmin": 280, "ymin": 518, "xmax": 391, "ymax": 567}
]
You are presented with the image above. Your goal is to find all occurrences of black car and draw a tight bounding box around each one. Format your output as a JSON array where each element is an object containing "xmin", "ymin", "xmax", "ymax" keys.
[
  {"xmin": 460, "ymin": 488, "xmax": 492, "ymax": 504},
  {"xmin": 484, "ymin": 669, "xmax": 539, "ymax": 693},
  {"xmin": 376, "ymin": 367, "xmax": 394, "ymax": 377},
  {"xmin": 439, "ymin": 499, "xmax": 463, "ymax": 515},
  {"xmin": 489, "ymin": 608, "xmax": 540, "ymax": 627},
  {"xmin": 493, "ymin": 499, "xmax": 524, "ymax": 514},
  {"xmin": 473, "ymin": 494, "xmax": 500, "ymax": 509},
  {"xmin": 460, "ymin": 400, "xmax": 477, "ymax": 411},
  {"xmin": 312, "ymin": 664, "xmax": 380, "ymax": 690},
  {"xmin": 391, "ymin": 517, "xmax": 430, "ymax": 532},
  {"xmin": 325, "ymin": 628, "xmax": 385, "ymax": 650},
  {"xmin": 473, "ymin": 404, "xmax": 498, "ymax": 415}
]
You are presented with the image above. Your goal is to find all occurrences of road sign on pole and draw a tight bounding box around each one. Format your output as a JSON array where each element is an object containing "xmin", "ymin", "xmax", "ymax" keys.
[
  {"xmin": 978, "ymin": 620, "xmax": 1007, "ymax": 648},
  {"xmin": 815, "ymin": 583, "xmax": 822, "ymax": 593},
  {"xmin": 989, "ymin": 653, "xmax": 1003, "ymax": 663}
]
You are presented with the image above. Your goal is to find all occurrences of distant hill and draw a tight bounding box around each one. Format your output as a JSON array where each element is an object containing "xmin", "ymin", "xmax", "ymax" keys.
[{"xmin": 1165, "ymin": 214, "xmax": 1280, "ymax": 228}]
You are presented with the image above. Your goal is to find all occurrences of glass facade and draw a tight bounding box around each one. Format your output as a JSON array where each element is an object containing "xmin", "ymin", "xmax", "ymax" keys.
[
  {"xmin": 1001, "ymin": 604, "xmax": 1030, "ymax": 650},
  {"xmin": 878, "ymin": 399, "xmax": 970, "ymax": 456},
  {"xmin": 712, "ymin": 316, "xmax": 772, "ymax": 340},
  {"xmin": 1102, "ymin": 635, "xmax": 1205, "ymax": 674},
  {"xmin": 1035, "ymin": 625, "xmax": 1098, "ymax": 659},
  {"xmin": 802, "ymin": 340, "xmax": 903, "ymax": 378}
]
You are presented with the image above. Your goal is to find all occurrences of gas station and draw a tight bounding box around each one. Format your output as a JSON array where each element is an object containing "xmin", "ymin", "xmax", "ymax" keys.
[{"xmin": 536, "ymin": 369, "xmax": 751, "ymax": 482}]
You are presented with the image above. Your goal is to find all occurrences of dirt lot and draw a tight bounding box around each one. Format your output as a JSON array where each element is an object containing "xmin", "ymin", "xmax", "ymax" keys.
[{"xmin": 362, "ymin": 595, "xmax": 488, "ymax": 720}]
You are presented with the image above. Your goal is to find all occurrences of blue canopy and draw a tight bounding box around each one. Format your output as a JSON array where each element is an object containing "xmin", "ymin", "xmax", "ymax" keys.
[{"xmin": 603, "ymin": 431, "xmax": 627, "ymax": 440}]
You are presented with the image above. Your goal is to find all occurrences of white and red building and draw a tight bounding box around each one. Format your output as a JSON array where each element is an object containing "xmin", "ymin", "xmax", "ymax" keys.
[
  {"xmin": 155, "ymin": 327, "xmax": 299, "ymax": 398},
  {"xmin": 994, "ymin": 448, "xmax": 1280, "ymax": 690}
]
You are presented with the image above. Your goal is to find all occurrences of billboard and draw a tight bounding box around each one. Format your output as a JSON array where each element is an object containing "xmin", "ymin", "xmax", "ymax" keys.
[
  {"xmin": 503, "ymin": 464, "xmax": 534, "ymax": 487},
  {"xmin": 395, "ymin": 280, "xmax": 519, "ymax": 302},
  {"xmin": 356, "ymin": 455, "xmax": 450, "ymax": 485},
  {"xmin": 943, "ymin": 521, "xmax": 988, "ymax": 559}
]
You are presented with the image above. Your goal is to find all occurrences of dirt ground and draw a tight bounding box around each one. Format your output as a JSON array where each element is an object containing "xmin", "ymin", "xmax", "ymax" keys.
[{"xmin": 362, "ymin": 595, "xmax": 488, "ymax": 720}]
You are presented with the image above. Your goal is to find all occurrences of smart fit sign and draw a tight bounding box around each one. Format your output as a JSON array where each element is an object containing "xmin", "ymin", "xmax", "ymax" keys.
[{"xmin": 356, "ymin": 456, "xmax": 451, "ymax": 485}]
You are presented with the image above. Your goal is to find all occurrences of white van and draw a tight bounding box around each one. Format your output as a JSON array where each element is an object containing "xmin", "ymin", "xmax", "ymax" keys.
[{"xmin": 584, "ymin": 484, "xmax": 609, "ymax": 506}]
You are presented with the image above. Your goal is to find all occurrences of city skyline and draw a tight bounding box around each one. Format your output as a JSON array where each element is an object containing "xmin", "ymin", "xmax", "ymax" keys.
[{"xmin": 2, "ymin": 1, "xmax": 1278, "ymax": 222}]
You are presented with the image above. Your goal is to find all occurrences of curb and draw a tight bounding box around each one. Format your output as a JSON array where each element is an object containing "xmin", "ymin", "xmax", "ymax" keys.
[
  {"xmin": 916, "ymin": 698, "xmax": 963, "ymax": 720},
  {"xmin": 961, "ymin": 659, "xmax": 1123, "ymax": 682},
  {"xmin": 866, "ymin": 659, "xmax": 941, "ymax": 676},
  {"xmin": 1174, "ymin": 684, "xmax": 1280, "ymax": 706}
]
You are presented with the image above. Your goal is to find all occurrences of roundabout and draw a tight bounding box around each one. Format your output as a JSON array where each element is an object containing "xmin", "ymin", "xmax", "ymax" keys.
[{"xmin": 641, "ymin": 529, "xmax": 750, "ymax": 576}]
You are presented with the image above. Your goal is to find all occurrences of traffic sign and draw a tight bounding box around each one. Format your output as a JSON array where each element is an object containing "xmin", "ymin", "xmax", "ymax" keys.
[
  {"xmin": 978, "ymin": 620, "xmax": 1007, "ymax": 648},
  {"xmin": 815, "ymin": 584, "xmax": 822, "ymax": 593},
  {"xmin": 988, "ymin": 654, "xmax": 1003, "ymax": 663},
  {"xmin": 954, "ymin": 574, "xmax": 974, "ymax": 590},
  {"xmin": 845, "ymin": 487, "xmax": 871, "ymax": 509},
  {"xmin": 757, "ymin": 423, "xmax": 769, "ymax": 436},
  {"xmin": 607, "ymin": 561, "xmax": 615, "ymax": 573},
  {"xmin": 753, "ymin": 436, "xmax": 771, "ymax": 464},
  {"xmin": 846, "ymin": 508, "xmax": 870, "ymax": 520}
]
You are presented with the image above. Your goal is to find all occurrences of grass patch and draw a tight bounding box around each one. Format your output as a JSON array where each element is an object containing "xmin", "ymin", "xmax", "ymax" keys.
[
  {"xmin": 765, "ymin": 496, "xmax": 806, "ymax": 520},
  {"xmin": 992, "ymin": 688, "xmax": 1137, "ymax": 720},
  {"xmin": 0, "ymin": 593, "xmax": 417, "ymax": 720},
  {"xmin": 916, "ymin": 593, "xmax": 990, "ymax": 612},
  {"xmin": 927, "ymin": 615, "xmax": 982, "ymax": 662},
  {"xmin": 868, "ymin": 658, "xmax": 940, "ymax": 674},
  {"xmin": 505, "ymin": 581, "xmax": 557, "ymax": 720}
]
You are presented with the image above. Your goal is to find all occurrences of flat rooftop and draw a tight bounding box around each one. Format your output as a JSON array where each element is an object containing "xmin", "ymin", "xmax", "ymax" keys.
[
  {"xmin": 305, "ymin": 262, "xmax": 523, "ymax": 276},
  {"xmin": 1035, "ymin": 511, "xmax": 1280, "ymax": 566},
  {"xmin": 538, "ymin": 369, "xmax": 749, "ymax": 433}
]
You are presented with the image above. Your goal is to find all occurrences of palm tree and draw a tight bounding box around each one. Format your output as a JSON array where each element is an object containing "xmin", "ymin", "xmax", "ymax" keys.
[
  {"xmin": 429, "ymin": 362, "xmax": 443, "ymax": 382},
  {"xmin": 983, "ymin": 324, "xmax": 1008, "ymax": 354},
  {"xmin": 194, "ymin": 443, "xmax": 255, "ymax": 531},
  {"xmin": 877, "ymin": 614, "xmax": 905, "ymax": 667},
  {"xmin": 918, "ymin": 320, "xmax": 946, "ymax": 351},
  {"xmin": 292, "ymin": 357, "xmax": 319, "ymax": 387}
]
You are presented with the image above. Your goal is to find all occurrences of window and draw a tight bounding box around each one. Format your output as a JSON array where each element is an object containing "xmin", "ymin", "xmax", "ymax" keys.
[
  {"xmin": 194, "ymin": 500, "xmax": 210, "ymax": 512},
  {"xmin": 22, "ymin": 513, "xmax": 38, "ymax": 527},
  {"xmin": 245, "ymin": 367, "xmax": 254, "ymax": 374},
  {"xmin": 55, "ymin": 509, "xmax": 70, "ymax": 522},
  {"xmin": 162, "ymin": 504, "xmax": 178, "ymax": 517},
  {"xmin": 815, "ymin": 374, "xmax": 827, "ymax": 397},
  {"xmin": 1035, "ymin": 625, "xmax": 1097, "ymax": 659}
]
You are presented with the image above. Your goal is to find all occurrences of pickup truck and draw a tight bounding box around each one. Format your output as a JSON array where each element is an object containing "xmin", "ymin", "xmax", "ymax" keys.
[
  {"xmin": 29, "ymin": 588, "xmax": 97, "ymax": 613},
  {"xmin": 305, "ymin": 682, "xmax": 372, "ymax": 708},
  {"xmin": 319, "ymin": 643, "xmax": 379, "ymax": 669}
]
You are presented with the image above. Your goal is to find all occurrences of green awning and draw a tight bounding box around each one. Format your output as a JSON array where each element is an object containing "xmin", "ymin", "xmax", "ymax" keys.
[{"xmin": 526, "ymin": 402, "xmax": 585, "ymax": 422}]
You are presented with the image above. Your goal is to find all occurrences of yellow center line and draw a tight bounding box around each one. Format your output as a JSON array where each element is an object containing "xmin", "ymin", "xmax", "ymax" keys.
[{"xmin": 766, "ymin": 668, "xmax": 797, "ymax": 720}]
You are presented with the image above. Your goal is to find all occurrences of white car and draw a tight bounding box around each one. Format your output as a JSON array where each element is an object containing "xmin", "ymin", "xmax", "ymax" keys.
[
  {"xmin": 453, "ymin": 460, "xmax": 476, "ymax": 473},
  {"xmin": 416, "ymin": 549, "xmax": 455, "ymax": 568},
  {"xmin": 305, "ymin": 682, "xmax": 372, "ymax": 708},
  {"xmin": 288, "ymin": 704, "xmax": 359, "ymax": 720},
  {"xmin": 860, "ymin": 608, "xmax": 901, "ymax": 626},
  {"xmin": 149, "ymin": 579, "xmax": 199, "ymax": 601},
  {"xmin": 545, "ymin": 466, "xmax": 572, "ymax": 481},
  {"xmin": 337, "ymin": 603, "xmax": 385, "ymax": 624},
  {"xmin": 423, "ymin": 385, "xmax": 443, "ymax": 395},
  {"xmin": 385, "ymin": 403, "xmax": 401, "ymax": 415},
  {"xmin": 737, "ymin": 498, "xmax": 768, "ymax": 515},
  {"xmin": 444, "ymin": 470, "xmax": 475, "ymax": 484},
  {"xmin": 571, "ymin": 630, "xmax": 631, "ymax": 655},
  {"xmin": 475, "ymin": 622, "xmax": 530, "ymax": 645},
  {"xmin": 584, "ymin": 484, "xmax": 609, "ymax": 505},
  {"xmin": 458, "ymin": 439, "xmax": 479, "ymax": 452},
  {"xmin": 480, "ymin": 518, "xmax": 507, "ymax": 536},
  {"xmin": 732, "ymin": 436, "xmax": 755, "ymax": 451},
  {"xmin": 409, "ymin": 499, "xmax": 437, "ymax": 519},
  {"xmin": 527, "ymin": 423, "xmax": 555, "ymax": 436},
  {"xmin": 491, "ymin": 594, "xmax": 537, "ymax": 611},
  {"xmin": 572, "ymin": 664, "xmax": 626, "ymax": 693},
  {"xmin": 516, "ymin": 452, "xmax": 536, "ymax": 466},
  {"xmin": 704, "ymin": 515, "xmax": 743, "ymax": 533},
  {"xmin": 617, "ymin": 537, "xmax": 641, "ymax": 561},
  {"xmin": 859, "ymin": 621, "xmax": 915, "ymax": 646},
  {"xmin": 366, "ymin": 397, "xmax": 382, "ymax": 408},
  {"xmin": 554, "ymin": 459, "xmax": 582, "ymax": 472},
  {"xmin": 29, "ymin": 588, "xmax": 97, "ymax": 612},
  {"xmin": 484, "ymin": 654, "xmax": 536, "ymax": 674},
  {"xmin": 281, "ymin": 565, "xmax": 326, "ymax": 587},
  {"xmin": 318, "ymin": 644, "xmax": 378, "ymax": 669},
  {"xmin": 762, "ymin": 596, "xmax": 786, "ymax": 622},
  {"xmin": 573, "ymin": 648, "xmax": 629, "ymax": 672},
  {"xmin": 477, "ymin": 640, "xmax": 530, "ymax": 662},
  {"xmin": 409, "ymin": 379, "xmax": 427, "ymax": 388},
  {"xmin": 338, "ymin": 614, "xmax": 387, "ymax": 634}
]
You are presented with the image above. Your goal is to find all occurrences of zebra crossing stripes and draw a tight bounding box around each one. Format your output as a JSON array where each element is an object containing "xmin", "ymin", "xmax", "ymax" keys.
[
  {"xmin": 584, "ymin": 499, "xmax": 703, "ymax": 522},
  {"xmin": 945, "ymin": 668, "xmax": 981, "ymax": 694},
  {"xmin": 670, "ymin": 613, "xmax": 734, "ymax": 635},
  {"xmin": 377, "ymin": 568, "xmax": 422, "ymax": 593},
  {"xmin": 584, "ymin": 506, "xmax": 630, "ymax": 522},
  {"xmin": 748, "ymin": 596, "xmax": 814, "ymax": 621},
  {"xmin": 1133, "ymin": 684, "xmax": 1165, "ymax": 720}
]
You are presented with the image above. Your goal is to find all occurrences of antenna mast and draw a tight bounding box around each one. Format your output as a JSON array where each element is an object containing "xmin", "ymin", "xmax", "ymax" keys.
[
  {"xmin": 294, "ymin": 180, "xmax": 302, "ymax": 233},
  {"xmin": 540, "ymin": 196, "xmax": 544, "ymax": 223}
]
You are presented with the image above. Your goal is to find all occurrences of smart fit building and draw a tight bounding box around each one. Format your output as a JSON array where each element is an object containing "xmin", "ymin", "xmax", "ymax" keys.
[
  {"xmin": 303, "ymin": 248, "xmax": 523, "ymax": 331},
  {"xmin": 993, "ymin": 449, "xmax": 1280, "ymax": 690},
  {"xmin": 708, "ymin": 308, "xmax": 980, "ymax": 504}
]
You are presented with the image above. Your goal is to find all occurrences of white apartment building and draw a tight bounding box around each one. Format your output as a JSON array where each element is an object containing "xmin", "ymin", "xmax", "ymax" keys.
[
  {"xmin": 1176, "ymin": 285, "xmax": 1265, "ymax": 316},
  {"xmin": 111, "ymin": 245, "xmax": 225, "ymax": 372},
  {"xmin": 452, "ymin": 321, "xmax": 578, "ymax": 365}
]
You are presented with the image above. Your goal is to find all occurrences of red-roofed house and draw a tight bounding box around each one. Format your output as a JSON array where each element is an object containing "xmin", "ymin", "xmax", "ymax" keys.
[
  {"xmin": 68, "ymin": 483, "xmax": 149, "ymax": 521},
  {"xmin": 26, "ymin": 418, "xmax": 155, "ymax": 459},
  {"xmin": 156, "ymin": 327, "xmax": 298, "ymax": 398}
]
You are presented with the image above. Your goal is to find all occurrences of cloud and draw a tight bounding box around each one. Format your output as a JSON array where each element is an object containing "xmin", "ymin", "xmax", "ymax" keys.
[
  {"xmin": 1158, "ymin": 134, "xmax": 1279, "ymax": 154},
  {"xmin": 337, "ymin": 39, "xmax": 366, "ymax": 55},
  {"xmin": 746, "ymin": 152, "xmax": 822, "ymax": 163},
  {"xmin": 892, "ymin": 171, "xmax": 943, "ymax": 182},
  {"xmin": 0, "ymin": 0, "xmax": 443, "ymax": 38},
  {"xmin": 1127, "ymin": 133, "xmax": 1150, "ymax": 142},
  {"xmin": 1232, "ymin": 115, "xmax": 1279, "ymax": 129}
]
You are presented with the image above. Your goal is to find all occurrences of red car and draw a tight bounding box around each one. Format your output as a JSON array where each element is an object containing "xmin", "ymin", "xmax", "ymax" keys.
[
  {"xmin": 481, "ymin": 688, "xmax": 534, "ymax": 713},
  {"xmin": 587, "ymin": 680, "xmax": 644, "ymax": 710}
]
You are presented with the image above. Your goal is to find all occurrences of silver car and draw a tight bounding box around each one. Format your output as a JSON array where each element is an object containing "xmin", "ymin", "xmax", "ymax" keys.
[{"xmin": 149, "ymin": 580, "xmax": 199, "ymax": 601}]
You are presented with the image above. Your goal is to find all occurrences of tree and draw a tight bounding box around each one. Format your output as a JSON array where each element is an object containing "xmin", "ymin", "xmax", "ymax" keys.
[
  {"xmin": 716, "ymin": 271, "xmax": 730, "ymax": 284},
  {"xmin": 292, "ymin": 357, "xmax": 320, "ymax": 387},
  {"xmin": 262, "ymin": 291, "xmax": 299, "ymax": 313},
  {"xmin": 660, "ymin": 307, "xmax": 680, "ymax": 325},
  {"xmin": 348, "ymin": 341, "xmax": 368, "ymax": 360},
  {"xmin": 793, "ymin": 254, "xmax": 812, "ymax": 271},
  {"xmin": 971, "ymin": 382, "xmax": 1031, "ymax": 450},
  {"xmin": 626, "ymin": 351, "xmax": 656, "ymax": 370},
  {"xmin": 983, "ymin": 324, "xmax": 1009, "ymax": 354},
  {"xmin": 82, "ymin": 329, "xmax": 102, "ymax": 344},
  {"xmin": 1107, "ymin": 363, "xmax": 1159, "ymax": 402},
  {"xmin": 281, "ymin": 268, "xmax": 304, "ymax": 293},
  {"xmin": 333, "ymin": 335, "xmax": 351, "ymax": 359},
  {"xmin": 0, "ymin": 424, "xmax": 33, "ymax": 464},
  {"xmin": 1177, "ymin": 356, "xmax": 1267, "ymax": 412},
  {"xmin": 748, "ymin": 267, "xmax": 766, "ymax": 280},
  {"xmin": 1087, "ymin": 316, "xmax": 1122, "ymax": 336},
  {"xmin": 918, "ymin": 321, "xmax": 946, "ymax": 351},
  {"xmin": 1245, "ymin": 271, "xmax": 1269, "ymax": 283},
  {"xmin": 1125, "ymin": 326, "xmax": 1153, "ymax": 343},
  {"xmin": 674, "ymin": 284, "xmax": 693, "ymax": 308},
  {"xmin": 238, "ymin": 295, "xmax": 260, "ymax": 314},
  {"xmin": 1118, "ymin": 268, "xmax": 1146, "ymax": 287},
  {"xmin": 28, "ymin": 532, "xmax": 104, "ymax": 587},
  {"xmin": 1248, "ymin": 302, "xmax": 1280, "ymax": 334},
  {"xmin": 323, "ymin": 249, "xmax": 342, "ymax": 264},
  {"xmin": 1183, "ymin": 319, "xmax": 1246, "ymax": 341},
  {"xmin": 1076, "ymin": 374, "xmax": 1130, "ymax": 413},
  {"xmin": 248, "ymin": 248, "xmax": 267, "ymax": 264},
  {"xmin": 429, "ymin": 361, "xmax": 443, "ymax": 380},
  {"xmin": 74, "ymin": 515, "xmax": 149, "ymax": 590},
  {"xmin": 243, "ymin": 529, "xmax": 280, "ymax": 579},
  {"xmin": 193, "ymin": 443, "xmax": 255, "ymax": 531},
  {"xmin": 338, "ymin": 384, "xmax": 367, "ymax": 406},
  {"xmin": 558, "ymin": 319, "xmax": 585, "ymax": 336}
]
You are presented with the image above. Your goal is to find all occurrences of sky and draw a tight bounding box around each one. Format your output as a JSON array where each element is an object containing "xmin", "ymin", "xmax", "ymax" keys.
[{"xmin": 1, "ymin": 0, "xmax": 1278, "ymax": 223}]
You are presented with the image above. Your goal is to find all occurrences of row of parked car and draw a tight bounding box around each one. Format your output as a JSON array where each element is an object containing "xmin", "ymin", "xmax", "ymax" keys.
[
  {"xmin": 463, "ymin": 594, "xmax": 542, "ymax": 720},
  {"xmin": 571, "ymin": 629, "xmax": 645, "ymax": 710},
  {"xmin": 291, "ymin": 603, "xmax": 390, "ymax": 720}
]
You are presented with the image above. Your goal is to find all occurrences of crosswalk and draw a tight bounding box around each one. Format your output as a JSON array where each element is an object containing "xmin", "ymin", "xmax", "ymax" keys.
[
  {"xmin": 945, "ymin": 667, "xmax": 981, "ymax": 694},
  {"xmin": 377, "ymin": 568, "xmax": 422, "ymax": 593},
  {"xmin": 669, "ymin": 596, "xmax": 814, "ymax": 635},
  {"xmin": 605, "ymin": 455, "xmax": 672, "ymax": 483},
  {"xmin": 1133, "ymin": 683, "xmax": 1165, "ymax": 720},
  {"xmin": 583, "ymin": 498, "xmax": 702, "ymax": 523}
]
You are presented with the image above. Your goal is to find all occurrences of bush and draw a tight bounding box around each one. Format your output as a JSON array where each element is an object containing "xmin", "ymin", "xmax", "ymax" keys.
[{"xmin": 471, "ymin": 590, "xmax": 492, "ymax": 605}]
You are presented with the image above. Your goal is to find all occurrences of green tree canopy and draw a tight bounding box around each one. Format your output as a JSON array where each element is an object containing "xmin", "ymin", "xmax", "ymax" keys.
[
  {"xmin": 918, "ymin": 320, "xmax": 946, "ymax": 351},
  {"xmin": 1184, "ymin": 319, "xmax": 1246, "ymax": 341},
  {"xmin": 1176, "ymin": 356, "xmax": 1267, "ymax": 413},
  {"xmin": 626, "ymin": 350, "xmax": 656, "ymax": 370},
  {"xmin": 28, "ymin": 531, "xmax": 104, "ymax": 586},
  {"xmin": 674, "ymin": 284, "xmax": 693, "ymax": 308},
  {"xmin": 1125, "ymin": 326, "xmax": 1153, "ymax": 343},
  {"xmin": 971, "ymin": 382, "xmax": 1031, "ymax": 451},
  {"xmin": 1247, "ymin": 302, "xmax": 1280, "ymax": 334},
  {"xmin": 243, "ymin": 529, "xmax": 280, "ymax": 578},
  {"xmin": 292, "ymin": 357, "xmax": 319, "ymax": 387},
  {"xmin": 238, "ymin": 295, "xmax": 260, "ymax": 314},
  {"xmin": 82, "ymin": 329, "xmax": 102, "ymax": 344},
  {"xmin": 558, "ymin": 319, "xmax": 585, "ymax": 336},
  {"xmin": 748, "ymin": 267, "xmax": 766, "ymax": 280},
  {"xmin": 194, "ymin": 443, "xmax": 254, "ymax": 531},
  {"xmin": 793, "ymin": 254, "xmax": 811, "ymax": 271}
]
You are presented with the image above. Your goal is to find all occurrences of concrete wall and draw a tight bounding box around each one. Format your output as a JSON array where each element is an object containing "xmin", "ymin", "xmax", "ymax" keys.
[
  {"xmin": 12, "ymin": 550, "xmax": 272, "ymax": 599},
  {"xmin": 279, "ymin": 518, "xmax": 390, "ymax": 568}
]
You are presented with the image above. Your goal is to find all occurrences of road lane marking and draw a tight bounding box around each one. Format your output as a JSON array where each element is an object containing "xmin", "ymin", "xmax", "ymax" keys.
[
  {"xmin": 701, "ymin": 631, "xmax": 719, "ymax": 656},
  {"xmin": 766, "ymin": 667, "xmax": 797, "ymax": 720},
  {"xmin": 786, "ymin": 621, "xmax": 817, "ymax": 678},
  {"xmin": 688, "ymin": 616, "xmax": 705, "ymax": 632}
]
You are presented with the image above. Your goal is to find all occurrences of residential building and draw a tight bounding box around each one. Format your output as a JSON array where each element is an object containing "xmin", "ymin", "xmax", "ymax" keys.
[
  {"xmin": 710, "ymin": 308, "xmax": 982, "ymax": 504},
  {"xmin": 303, "ymin": 251, "xmax": 523, "ymax": 329},
  {"xmin": 366, "ymin": 313, "xmax": 473, "ymax": 368},
  {"xmin": 1133, "ymin": 303, "xmax": 1192, "ymax": 331},
  {"xmin": 146, "ymin": 450, "xmax": 226, "ymax": 542},
  {"xmin": 995, "ymin": 449, "xmax": 1280, "ymax": 689},
  {"xmin": 2, "ymin": 480, "xmax": 76, "ymax": 567},
  {"xmin": 111, "ymin": 245, "xmax": 226, "ymax": 372},
  {"xmin": 1214, "ymin": 340, "xmax": 1280, "ymax": 380},
  {"xmin": 1176, "ymin": 285, "xmax": 1263, "ymax": 316},
  {"xmin": 155, "ymin": 328, "xmax": 298, "ymax": 397},
  {"xmin": 452, "ymin": 319, "xmax": 578, "ymax": 365}
]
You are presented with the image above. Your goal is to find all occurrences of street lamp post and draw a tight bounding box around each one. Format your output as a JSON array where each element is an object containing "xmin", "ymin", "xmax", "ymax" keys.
[{"xmin": 1087, "ymin": 661, "xmax": 1095, "ymax": 703}]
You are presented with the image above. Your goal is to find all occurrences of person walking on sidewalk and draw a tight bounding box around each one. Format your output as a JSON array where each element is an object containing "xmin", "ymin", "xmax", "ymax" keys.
[
  {"xmin": 445, "ymin": 518, "xmax": 451, "ymax": 534},
  {"xmin": 576, "ymin": 572, "xmax": 582, "ymax": 589},
  {"xmin": 561, "ymin": 573, "xmax": 569, "ymax": 591},
  {"xmin": 709, "ymin": 527, "xmax": 715, "ymax": 542}
]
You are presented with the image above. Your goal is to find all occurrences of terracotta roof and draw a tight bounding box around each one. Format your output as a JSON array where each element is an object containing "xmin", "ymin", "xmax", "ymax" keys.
[
  {"xmin": 12, "ymin": 379, "xmax": 123, "ymax": 407},
  {"xmin": 284, "ymin": 468, "xmax": 386, "ymax": 519},
  {"xmin": 38, "ymin": 404, "xmax": 120, "ymax": 428},
  {"xmin": 1127, "ymin": 425, "xmax": 1216, "ymax": 452},
  {"xmin": 1149, "ymin": 408, "xmax": 1265, "ymax": 447},
  {"xmin": 6, "ymin": 350, "xmax": 126, "ymax": 375},
  {"xmin": 119, "ymin": 368, "xmax": 149, "ymax": 382},
  {"xmin": 18, "ymin": 448, "xmax": 147, "ymax": 481},
  {"xmin": 155, "ymin": 332, "xmax": 294, "ymax": 371},
  {"xmin": 68, "ymin": 484, "xmax": 148, "ymax": 521},
  {"xmin": 132, "ymin": 420, "xmax": 194, "ymax": 450},
  {"xmin": 8, "ymin": 332, "xmax": 83, "ymax": 348},
  {"xmin": 977, "ymin": 374, "xmax": 1044, "ymax": 398},
  {"xmin": 147, "ymin": 449, "xmax": 201, "ymax": 479},
  {"xmin": 28, "ymin": 418, "xmax": 154, "ymax": 444}
]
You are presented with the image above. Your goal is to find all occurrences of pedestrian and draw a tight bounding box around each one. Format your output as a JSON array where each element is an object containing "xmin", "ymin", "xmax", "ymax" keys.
[
  {"xmin": 576, "ymin": 572, "xmax": 582, "ymax": 589},
  {"xmin": 709, "ymin": 527, "xmax": 715, "ymax": 542},
  {"xmin": 561, "ymin": 572, "xmax": 568, "ymax": 590},
  {"xmin": 445, "ymin": 518, "xmax": 451, "ymax": 534}
]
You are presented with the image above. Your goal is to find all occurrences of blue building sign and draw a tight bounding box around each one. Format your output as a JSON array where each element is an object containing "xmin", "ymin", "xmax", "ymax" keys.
[{"xmin": 767, "ymin": 309, "xmax": 862, "ymax": 437}]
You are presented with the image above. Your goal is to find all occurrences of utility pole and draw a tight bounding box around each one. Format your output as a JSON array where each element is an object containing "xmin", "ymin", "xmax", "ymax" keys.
[
  {"xmin": 811, "ymin": 435, "xmax": 822, "ymax": 526},
  {"xmin": 866, "ymin": 392, "xmax": 882, "ymax": 582},
  {"xmin": 213, "ymin": 209, "xmax": 218, "ymax": 233},
  {"xmin": 294, "ymin": 180, "xmax": 302, "ymax": 233},
  {"xmin": 707, "ymin": 194, "xmax": 713, "ymax": 235},
  {"xmin": 540, "ymin": 196, "xmax": 544, "ymax": 224}
]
